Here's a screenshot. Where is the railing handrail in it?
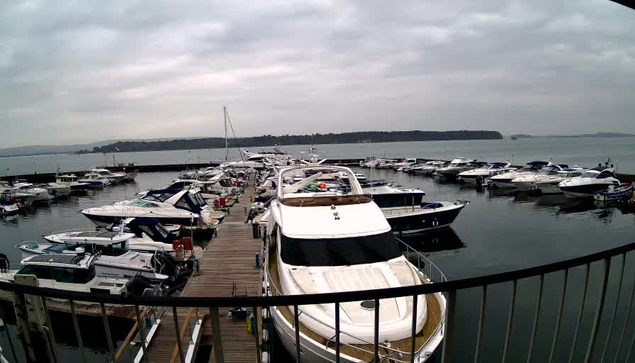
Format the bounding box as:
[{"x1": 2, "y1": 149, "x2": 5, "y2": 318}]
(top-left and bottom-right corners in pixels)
[{"x1": 2, "y1": 241, "x2": 634, "y2": 307}]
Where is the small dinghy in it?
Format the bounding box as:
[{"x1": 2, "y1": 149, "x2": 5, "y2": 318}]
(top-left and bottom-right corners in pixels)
[{"x1": 593, "y1": 183, "x2": 633, "y2": 203}]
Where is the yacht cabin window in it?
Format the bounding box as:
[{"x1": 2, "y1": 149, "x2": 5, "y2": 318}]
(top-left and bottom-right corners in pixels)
[
  {"x1": 17, "y1": 265, "x2": 96, "y2": 283},
  {"x1": 280, "y1": 231, "x2": 402, "y2": 267}
]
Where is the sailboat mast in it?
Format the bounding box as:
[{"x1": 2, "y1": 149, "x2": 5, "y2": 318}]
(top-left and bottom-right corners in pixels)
[{"x1": 224, "y1": 106, "x2": 229, "y2": 161}]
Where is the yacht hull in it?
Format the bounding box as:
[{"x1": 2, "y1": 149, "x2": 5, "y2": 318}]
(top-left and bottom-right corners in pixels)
[
  {"x1": 82, "y1": 212, "x2": 196, "y2": 227},
  {"x1": 560, "y1": 185, "x2": 611, "y2": 199},
  {"x1": 269, "y1": 295, "x2": 445, "y2": 363},
  {"x1": 384, "y1": 203, "x2": 466, "y2": 234}
]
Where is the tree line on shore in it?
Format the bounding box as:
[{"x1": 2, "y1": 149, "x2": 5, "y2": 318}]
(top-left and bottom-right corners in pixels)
[{"x1": 91, "y1": 130, "x2": 503, "y2": 153}]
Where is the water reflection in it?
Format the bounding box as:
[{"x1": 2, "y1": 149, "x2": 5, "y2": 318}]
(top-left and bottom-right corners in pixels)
[{"x1": 397, "y1": 227, "x2": 465, "y2": 253}]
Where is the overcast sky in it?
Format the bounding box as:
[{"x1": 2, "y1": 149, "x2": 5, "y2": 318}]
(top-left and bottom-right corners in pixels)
[{"x1": 0, "y1": 1, "x2": 632, "y2": 147}]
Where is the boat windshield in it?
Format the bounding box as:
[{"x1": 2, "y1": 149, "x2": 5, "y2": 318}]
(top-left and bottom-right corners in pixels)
[
  {"x1": 17, "y1": 265, "x2": 96, "y2": 283},
  {"x1": 280, "y1": 231, "x2": 402, "y2": 267},
  {"x1": 580, "y1": 171, "x2": 600, "y2": 178},
  {"x1": 130, "y1": 200, "x2": 161, "y2": 208}
]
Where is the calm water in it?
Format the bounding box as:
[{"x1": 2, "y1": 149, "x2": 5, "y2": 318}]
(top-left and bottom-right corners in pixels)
[
  {"x1": 1, "y1": 151, "x2": 635, "y2": 360},
  {"x1": 3, "y1": 136, "x2": 635, "y2": 175}
]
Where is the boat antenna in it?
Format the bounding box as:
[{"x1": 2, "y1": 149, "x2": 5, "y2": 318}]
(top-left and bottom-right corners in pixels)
[
  {"x1": 224, "y1": 106, "x2": 229, "y2": 162},
  {"x1": 224, "y1": 106, "x2": 245, "y2": 163}
]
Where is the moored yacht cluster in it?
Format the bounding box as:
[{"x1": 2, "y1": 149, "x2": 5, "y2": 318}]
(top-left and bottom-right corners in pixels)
[
  {"x1": 364, "y1": 157, "x2": 631, "y2": 200},
  {"x1": 0, "y1": 168, "x2": 138, "y2": 217}
]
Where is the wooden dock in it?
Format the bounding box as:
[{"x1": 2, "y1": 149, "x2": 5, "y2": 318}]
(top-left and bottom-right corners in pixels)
[{"x1": 144, "y1": 184, "x2": 263, "y2": 363}]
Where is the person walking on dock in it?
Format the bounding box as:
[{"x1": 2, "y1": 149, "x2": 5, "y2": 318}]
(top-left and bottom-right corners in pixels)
[{"x1": 0, "y1": 253, "x2": 9, "y2": 273}]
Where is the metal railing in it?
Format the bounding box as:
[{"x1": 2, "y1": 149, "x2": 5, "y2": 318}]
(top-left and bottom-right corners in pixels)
[{"x1": 1, "y1": 241, "x2": 635, "y2": 363}]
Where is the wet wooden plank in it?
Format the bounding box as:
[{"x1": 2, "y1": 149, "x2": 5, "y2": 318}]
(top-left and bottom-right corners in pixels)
[{"x1": 146, "y1": 180, "x2": 262, "y2": 363}]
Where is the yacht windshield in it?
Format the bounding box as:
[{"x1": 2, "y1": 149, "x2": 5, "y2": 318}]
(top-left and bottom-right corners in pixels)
[
  {"x1": 130, "y1": 200, "x2": 160, "y2": 208},
  {"x1": 280, "y1": 231, "x2": 402, "y2": 266},
  {"x1": 581, "y1": 171, "x2": 600, "y2": 178}
]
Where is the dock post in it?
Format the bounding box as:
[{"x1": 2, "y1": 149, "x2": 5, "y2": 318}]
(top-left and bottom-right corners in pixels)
[{"x1": 12, "y1": 275, "x2": 57, "y2": 363}]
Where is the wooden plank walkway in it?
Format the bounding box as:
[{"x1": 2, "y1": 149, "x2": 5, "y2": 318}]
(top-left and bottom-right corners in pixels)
[{"x1": 145, "y1": 183, "x2": 262, "y2": 363}]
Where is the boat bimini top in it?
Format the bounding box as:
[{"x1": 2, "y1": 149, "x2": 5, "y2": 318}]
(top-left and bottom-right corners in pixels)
[{"x1": 277, "y1": 166, "x2": 371, "y2": 206}]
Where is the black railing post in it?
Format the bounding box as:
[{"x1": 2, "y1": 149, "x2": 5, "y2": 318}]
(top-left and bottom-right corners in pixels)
[
  {"x1": 99, "y1": 303, "x2": 115, "y2": 362},
  {"x1": 526, "y1": 275, "x2": 544, "y2": 363},
  {"x1": 569, "y1": 263, "x2": 591, "y2": 363},
  {"x1": 441, "y1": 290, "x2": 457, "y2": 363},
  {"x1": 584, "y1": 257, "x2": 611, "y2": 362},
  {"x1": 410, "y1": 294, "x2": 418, "y2": 363},
  {"x1": 209, "y1": 306, "x2": 224, "y2": 363},
  {"x1": 614, "y1": 262, "x2": 635, "y2": 363},
  {"x1": 134, "y1": 305, "x2": 149, "y2": 363},
  {"x1": 254, "y1": 306, "x2": 261, "y2": 363},
  {"x1": 474, "y1": 285, "x2": 488, "y2": 363},
  {"x1": 69, "y1": 299, "x2": 86, "y2": 363},
  {"x1": 374, "y1": 298, "x2": 380, "y2": 362},
  {"x1": 502, "y1": 280, "x2": 518, "y2": 363},
  {"x1": 173, "y1": 306, "x2": 185, "y2": 363},
  {"x1": 335, "y1": 302, "x2": 340, "y2": 363},
  {"x1": 294, "y1": 304, "x2": 301, "y2": 362},
  {"x1": 600, "y1": 254, "x2": 625, "y2": 362},
  {"x1": 549, "y1": 268, "x2": 569, "y2": 363}
]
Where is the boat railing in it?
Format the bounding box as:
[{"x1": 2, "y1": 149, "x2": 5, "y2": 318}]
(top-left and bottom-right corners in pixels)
[
  {"x1": 265, "y1": 258, "x2": 428, "y2": 362},
  {"x1": 2, "y1": 241, "x2": 635, "y2": 363}
]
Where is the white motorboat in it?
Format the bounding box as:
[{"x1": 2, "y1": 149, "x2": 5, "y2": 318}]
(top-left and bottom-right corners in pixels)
[
  {"x1": 411, "y1": 161, "x2": 448, "y2": 176},
  {"x1": 12, "y1": 182, "x2": 51, "y2": 203},
  {"x1": 393, "y1": 158, "x2": 418, "y2": 171},
  {"x1": 91, "y1": 168, "x2": 127, "y2": 183},
  {"x1": 45, "y1": 183, "x2": 72, "y2": 199},
  {"x1": 0, "y1": 254, "x2": 134, "y2": 295},
  {"x1": 489, "y1": 161, "x2": 549, "y2": 188},
  {"x1": 78, "y1": 173, "x2": 112, "y2": 188},
  {"x1": 511, "y1": 164, "x2": 584, "y2": 194},
  {"x1": 558, "y1": 168, "x2": 621, "y2": 199},
  {"x1": 81, "y1": 189, "x2": 216, "y2": 227},
  {"x1": 55, "y1": 174, "x2": 91, "y2": 193},
  {"x1": 16, "y1": 240, "x2": 170, "y2": 281},
  {"x1": 433, "y1": 158, "x2": 479, "y2": 180},
  {"x1": 43, "y1": 218, "x2": 177, "y2": 253},
  {"x1": 359, "y1": 157, "x2": 381, "y2": 169},
  {"x1": 261, "y1": 165, "x2": 446, "y2": 363},
  {"x1": 457, "y1": 162, "x2": 514, "y2": 185}
]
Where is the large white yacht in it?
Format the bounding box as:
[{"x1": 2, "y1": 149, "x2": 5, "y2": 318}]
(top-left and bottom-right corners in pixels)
[
  {"x1": 261, "y1": 165, "x2": 446, "y2": 363},
  {"x1": 558, "y1": 168, "x2": 621, "y2": 199}
]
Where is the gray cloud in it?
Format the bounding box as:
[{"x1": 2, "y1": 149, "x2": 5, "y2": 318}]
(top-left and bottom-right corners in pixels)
[{"x1": 0, "y1": 0, "x2": 633, "y2": 147}]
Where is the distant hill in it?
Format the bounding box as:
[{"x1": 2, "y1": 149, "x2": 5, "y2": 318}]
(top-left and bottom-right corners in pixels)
[
  {"x1": 92, "y1": 130, "x2": 503, "y2": 154},
  {"x1": 0, "y1": 140, "x2": 119, "y2": 158}
]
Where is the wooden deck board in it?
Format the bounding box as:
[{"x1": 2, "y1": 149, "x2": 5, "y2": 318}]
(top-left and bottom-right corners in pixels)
[{"x1": 146, "y1": 182, "x2": 263, "y2": 362}]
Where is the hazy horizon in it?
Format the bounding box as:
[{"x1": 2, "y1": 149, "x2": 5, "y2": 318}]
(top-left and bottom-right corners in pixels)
[{"x1": 1, "y1": 1, "x2": 633, "y2": 148}]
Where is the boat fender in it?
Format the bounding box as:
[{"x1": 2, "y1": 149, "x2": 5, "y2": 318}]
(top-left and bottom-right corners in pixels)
[
  {"x1": 262, "y1": 329, "x2": 269, "y2": 343},
  {"x1": 261, "y1": 352, "x2": 270, "y2": 363},
  {"x1": 262, "y1": 309, "x2": 269, "y2": 320}
]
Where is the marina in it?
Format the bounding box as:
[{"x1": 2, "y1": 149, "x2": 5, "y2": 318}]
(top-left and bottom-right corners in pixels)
[{"x1": 1, "y1": 140, "x2": 635, "y2": 362}]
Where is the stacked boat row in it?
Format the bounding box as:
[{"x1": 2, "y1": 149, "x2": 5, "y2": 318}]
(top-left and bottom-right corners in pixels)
[
  {"x1": 365, "y1": 157, "x2": 631, "y2": 201},
  {"x1": 1, "y1": 166, "x2": 249, "y2": 298},
  {"x1": 0, "y1": 168, "x2": 138, "y2": 217}
]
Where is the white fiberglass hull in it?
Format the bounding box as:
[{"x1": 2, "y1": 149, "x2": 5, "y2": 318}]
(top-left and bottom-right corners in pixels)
[{"x1": 270, "y1": 294, "x2": 445, "y2": 363}]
